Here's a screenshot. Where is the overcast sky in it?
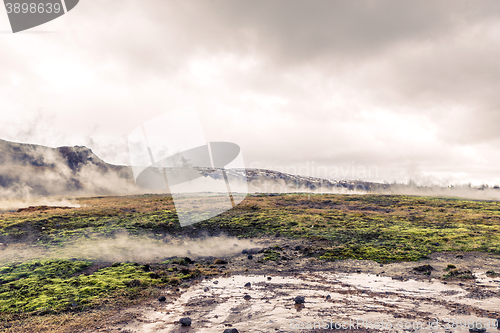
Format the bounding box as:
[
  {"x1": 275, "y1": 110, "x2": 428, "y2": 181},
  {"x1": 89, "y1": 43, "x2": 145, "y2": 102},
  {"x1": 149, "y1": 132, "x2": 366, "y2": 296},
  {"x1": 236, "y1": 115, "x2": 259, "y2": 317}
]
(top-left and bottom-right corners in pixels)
[{"x1": 1, "y1": 0, "x2": 500, "y2": 185}]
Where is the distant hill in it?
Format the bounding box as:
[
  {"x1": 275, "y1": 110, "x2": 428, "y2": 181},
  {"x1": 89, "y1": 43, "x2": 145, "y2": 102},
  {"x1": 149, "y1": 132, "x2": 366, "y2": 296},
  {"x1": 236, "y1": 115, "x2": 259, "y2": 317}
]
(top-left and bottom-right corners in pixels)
[
  {"x1": 0, "y1": 139, "x2": 384, "y2": 199},
  {"x1": 0, "y1": 139, "x2": 136, "y2": 198},
  {"x1": 4, "y1": 139, "x2": 493, "y2": 201}
]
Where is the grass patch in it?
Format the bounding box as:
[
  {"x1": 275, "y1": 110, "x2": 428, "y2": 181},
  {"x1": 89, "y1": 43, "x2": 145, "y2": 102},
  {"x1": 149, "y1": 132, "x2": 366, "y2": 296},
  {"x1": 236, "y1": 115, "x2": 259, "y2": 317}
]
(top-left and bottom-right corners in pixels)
[{"x1": 3, "y1": 193, "x2": 500, "y2": 264}]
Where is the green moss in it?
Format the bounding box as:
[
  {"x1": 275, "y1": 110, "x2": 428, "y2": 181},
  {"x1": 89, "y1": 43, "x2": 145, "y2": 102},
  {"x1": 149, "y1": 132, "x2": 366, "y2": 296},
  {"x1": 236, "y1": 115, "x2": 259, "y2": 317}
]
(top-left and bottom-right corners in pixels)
[
  {"x1": 486, "y1": 270, "x2": 500, "y2": 277},
  {"x1": 258, "y1": 250, "x2": 281, "y2": 263},
  {"x1": 442, "y1": 269, "x2": 475, "y2": 280},
  {"x1": 0, "y1": 260, "x2": 160, "y2": 314}
]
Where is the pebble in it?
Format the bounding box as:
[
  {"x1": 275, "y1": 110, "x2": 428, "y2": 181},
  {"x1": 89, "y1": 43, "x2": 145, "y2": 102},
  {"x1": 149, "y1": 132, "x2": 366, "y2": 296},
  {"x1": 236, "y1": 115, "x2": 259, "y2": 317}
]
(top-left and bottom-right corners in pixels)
[
  {"x1": 294, "y1": 296, "x2": 305, "y2": 304},
  {"x1": 244, "y1": 282, "x2": 251, "y2": 288},
  {"x1": 243, "y1": 294, "x2": 251, "y2": 300},
  {"x1": 223, "y1": 329, "x2": 239, "y2": 333},
  {"x1": 213, "y1": 280, "x2": 219, "y2": 284},
  {"x1": 158, "y1": 296, "x2": 166, "y2": 302},
  {"x1": 325, "y1": 295, "x2": 331, "y2": 300},
  {"x1": 247, "y1": 255, "x2": 253, "y2": 260},
  {"x1": 267, "y1": 276, "x2": 272, "y2": 281},
  {"x1": 179, "y1": 317, "x2": 192, "y2": 326}
]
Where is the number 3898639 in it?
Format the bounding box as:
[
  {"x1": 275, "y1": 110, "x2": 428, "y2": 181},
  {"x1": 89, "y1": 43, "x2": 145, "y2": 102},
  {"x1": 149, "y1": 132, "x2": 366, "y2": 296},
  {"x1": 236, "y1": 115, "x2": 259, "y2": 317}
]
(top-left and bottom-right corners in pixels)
[{"x1": 5, "y1": 2, "x2": 62, "y2": 14}]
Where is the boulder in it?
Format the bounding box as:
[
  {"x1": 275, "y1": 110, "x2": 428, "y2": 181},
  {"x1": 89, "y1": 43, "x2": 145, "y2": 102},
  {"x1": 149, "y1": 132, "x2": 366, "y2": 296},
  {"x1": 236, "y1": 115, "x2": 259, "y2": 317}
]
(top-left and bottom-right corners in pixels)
[{"x1": 179, "y1": 317, "x2": 192, "y2": 326}]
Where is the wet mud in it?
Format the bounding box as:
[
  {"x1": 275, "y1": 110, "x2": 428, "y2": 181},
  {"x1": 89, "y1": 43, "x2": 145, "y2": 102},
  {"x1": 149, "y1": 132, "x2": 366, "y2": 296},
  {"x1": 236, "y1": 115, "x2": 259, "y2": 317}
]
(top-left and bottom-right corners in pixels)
[{"x1": 92, "y1": 238, "x2": 500, "y2": 333}]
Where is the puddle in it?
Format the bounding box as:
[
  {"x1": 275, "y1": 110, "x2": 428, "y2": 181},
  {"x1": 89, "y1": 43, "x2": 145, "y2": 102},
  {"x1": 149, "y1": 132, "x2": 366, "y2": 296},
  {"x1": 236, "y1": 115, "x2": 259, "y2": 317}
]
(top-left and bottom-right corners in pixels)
[{"x1": 121, "y1": 272, "x2": 500, "y2": 333}]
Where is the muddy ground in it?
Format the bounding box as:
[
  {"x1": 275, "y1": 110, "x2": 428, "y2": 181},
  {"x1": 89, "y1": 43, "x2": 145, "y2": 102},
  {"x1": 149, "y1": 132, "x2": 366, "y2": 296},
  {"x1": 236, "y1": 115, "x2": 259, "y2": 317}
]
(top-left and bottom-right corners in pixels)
[{"x1": 82, "y1": 236, "x2": 500, "y2": 333}]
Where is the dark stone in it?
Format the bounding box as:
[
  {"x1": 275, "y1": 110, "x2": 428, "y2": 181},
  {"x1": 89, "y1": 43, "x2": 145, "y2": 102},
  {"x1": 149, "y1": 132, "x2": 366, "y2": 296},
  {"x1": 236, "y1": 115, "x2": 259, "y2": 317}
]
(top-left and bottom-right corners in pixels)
[
  {"x1": 242, "y1": 249, "x2": 249, "y2": 254},
  {"x1": 183, "y1": 257, "x2": 194, "y2": 264},
  {"x1": 243, "y1": 294, "x2": 251, "y2": 300},
  {"x1": 247, "y1": 255, "x2": 253, "y2": 260},
  {"x1": 267, "y1": 276, "x2": 272, "y2": 281},
  {"x1": 158, "y1": 296, "x2": 166, "y2": 302},
  {"x1": 223, "y1": 329, "x2": 239, "y2": 333},
  {"x1": 179, "y1": 317, "x2": 192, "y2": 326},
  {"x1": 294, "y1": 296, "x2": 305, "y2": 304},
  {"x1": 213, "y1": 280, "x2": 219, "y2": 284},
  {"x1": 325, "y1": 295, "x2": 331, "y2": 300},
  {"x1": 413, "y1": 265, "x2": 434, "y2": 273},
  {"x1": 294, "y1": 245, "x2": 301, "y2": 251},
  {"x1": 244, "y1": 282, "x2": 251, "y2": 288},
  {"x1": 204, "y1": 287, "x2": 209, "y2": 292},
  {"x1": 469, "y1": 322, "x2": 486, "y2": 333}
]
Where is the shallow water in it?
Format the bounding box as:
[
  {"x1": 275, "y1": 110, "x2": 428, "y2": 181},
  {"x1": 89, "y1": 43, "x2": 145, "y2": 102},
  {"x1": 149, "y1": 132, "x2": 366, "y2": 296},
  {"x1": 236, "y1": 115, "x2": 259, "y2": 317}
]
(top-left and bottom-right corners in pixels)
[{"x1": 122, "y1": 271, "x2": 500, "y2": 333}]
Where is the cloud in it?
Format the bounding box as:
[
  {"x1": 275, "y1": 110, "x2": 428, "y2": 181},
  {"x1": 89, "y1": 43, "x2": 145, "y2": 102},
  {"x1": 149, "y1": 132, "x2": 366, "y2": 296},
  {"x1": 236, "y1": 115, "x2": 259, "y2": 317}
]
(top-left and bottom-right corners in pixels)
[{"x1": 1, "y1": 0, "x2": 500, "y2": 185}]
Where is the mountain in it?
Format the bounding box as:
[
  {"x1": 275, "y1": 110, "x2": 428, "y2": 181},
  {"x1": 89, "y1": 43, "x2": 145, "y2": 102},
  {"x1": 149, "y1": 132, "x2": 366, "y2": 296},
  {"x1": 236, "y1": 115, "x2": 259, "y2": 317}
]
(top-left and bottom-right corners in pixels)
[
  {"x1": 4, "y1": 139, "x2": 490, "y2": 200},
  {"x1": 0, "y1": 139, "x2": 386, "y2": 199},
  {"x1": 0, "y1": 139, "x2": 135, "y2": 198}
]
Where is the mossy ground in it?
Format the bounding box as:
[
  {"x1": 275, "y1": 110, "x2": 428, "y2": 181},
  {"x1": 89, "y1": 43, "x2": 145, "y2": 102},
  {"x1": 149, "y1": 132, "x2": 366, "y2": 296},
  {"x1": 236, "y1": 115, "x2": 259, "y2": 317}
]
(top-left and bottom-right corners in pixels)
[{"x1": 1, "y1": 193, "x2": 500, "y2": 327}]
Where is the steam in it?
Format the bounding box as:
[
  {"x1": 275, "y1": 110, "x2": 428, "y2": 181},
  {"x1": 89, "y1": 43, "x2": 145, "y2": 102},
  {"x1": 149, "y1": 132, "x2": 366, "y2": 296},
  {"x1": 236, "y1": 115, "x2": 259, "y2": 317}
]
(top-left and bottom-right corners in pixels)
[
  {"x1": 0, "y1": 198, "x2": 81, "y2": 211},
  {"x1": 0, "y1": 233, "x2": 255, "y2": 264}
]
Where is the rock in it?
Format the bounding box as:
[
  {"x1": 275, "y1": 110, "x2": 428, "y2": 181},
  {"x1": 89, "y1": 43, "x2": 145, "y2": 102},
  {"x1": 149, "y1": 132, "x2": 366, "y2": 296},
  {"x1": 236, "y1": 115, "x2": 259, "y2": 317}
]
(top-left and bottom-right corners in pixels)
[
  {"x1": 469, "y1": 322, "x2": 486, "y2": 333},
  {"x1": 242, "y1": 249, "x2": 248, "y2": 254},
  {"x1": 247, "y1": 255, "x2": 253, "y2": 260},
  {"x1": 179, "y1": 317, "x2": 192, "y2": 326},
  {"x1": 294, "y1": 245, "x2": 301, "y2": 251},
  {"x1": 204, "y1": 287, "x2": 209, "y2": 292},
  {"x1": 223, "y1": 329, "x2": 239, "y2": 333},
  {"x1": 248, "y1": 248, "x2": 262, "y2": 254},
  {"x1": 244, "y1": 282, "x2": 251, "y2": 288},
  {"x1": 413, "y1": 265, "x2": 434, "y2": 273},
  {"x1": 243, "y1": 294, "x2": 251, "y2": 300},
  {"x1": 267, "y1": 276, "x2": 272, "y2": 281},
  {"x1": 214, "y1": 259, "x2": 227, "y2": 265},
  {"x1": 294, "y1": 296, "x2": 305, "y2": 304},
  {"x1": 456, "y1": 254, "x2": 464, "y2": 259},
  {"x1": 158, "y1": 296, "x2": 166, "y2": 302},
  {"x1": 213, "y1": 280, "x2": 219, "y2": 284},
  {"x1": 325, "y1": 295, "x2": 331, "y2": 300}
]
